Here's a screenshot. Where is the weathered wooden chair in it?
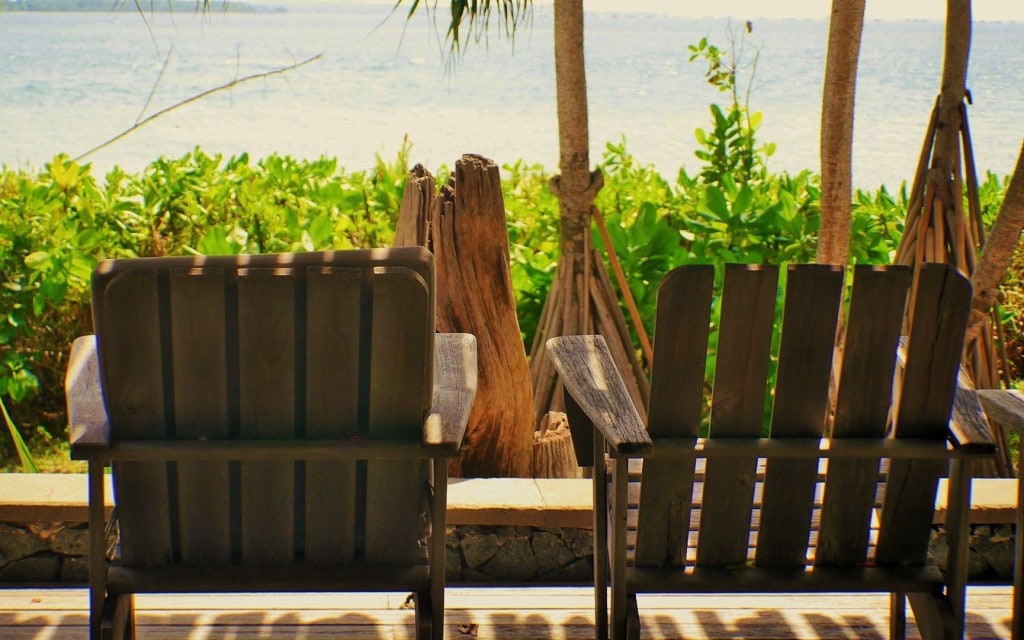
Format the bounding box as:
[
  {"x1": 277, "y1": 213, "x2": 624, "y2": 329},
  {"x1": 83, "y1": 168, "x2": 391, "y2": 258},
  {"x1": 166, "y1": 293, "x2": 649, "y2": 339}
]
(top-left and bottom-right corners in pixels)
[
  {"x1": 974, "y1": 388, "x2": 1024, "y2": 640},
  {"x1": 66, "y1": 247, "x2": 477, "y2": 640},
  {"x1": 548, "y1": 263, "x2": 997, "y2": 640}
]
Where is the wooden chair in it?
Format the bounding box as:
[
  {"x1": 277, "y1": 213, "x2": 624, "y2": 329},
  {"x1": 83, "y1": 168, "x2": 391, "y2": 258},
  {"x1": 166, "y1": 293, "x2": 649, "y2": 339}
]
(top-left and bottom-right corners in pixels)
[
  {"x1": 66, "y1": 247, "x2": 477, "y2": 640},
  {"x1": 975, "y1": 388, "x2": 1024, "y2": 640},
  {"x1": 548, "y1": 263, "x2": 997, "y2": 640}
]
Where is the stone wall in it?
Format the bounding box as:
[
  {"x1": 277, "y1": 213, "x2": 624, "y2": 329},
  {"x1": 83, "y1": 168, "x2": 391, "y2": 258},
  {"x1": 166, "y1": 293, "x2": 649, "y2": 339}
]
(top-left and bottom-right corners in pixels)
[
  {"x1": 446, "y1": 525, "x2": 593, "y2": 583},
  {"x1": 0, "y1": 523, "x2": 90, "y2": 583},
  {"x1": 930, "y1": 524, "x2": 1017, "y2": 582},
  {"x1": 1, "y1": 520, "x2": 1015, "y2": 585},
  {"x1": 0, "y1": 521, "x2": 594, "y2": 585}
]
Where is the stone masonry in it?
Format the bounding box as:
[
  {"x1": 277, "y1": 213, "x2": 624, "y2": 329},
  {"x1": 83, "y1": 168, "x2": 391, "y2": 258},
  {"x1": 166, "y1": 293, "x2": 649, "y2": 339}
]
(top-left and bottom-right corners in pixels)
[{"x1": 0, "y1": 519, "x2": 1015, "y2": 585}]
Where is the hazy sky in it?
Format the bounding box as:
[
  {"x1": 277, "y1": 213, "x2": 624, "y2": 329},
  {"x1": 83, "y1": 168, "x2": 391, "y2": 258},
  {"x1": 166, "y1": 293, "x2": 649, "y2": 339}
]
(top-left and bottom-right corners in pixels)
[
  {"x1": 581, "y1": 0, "x2": 1024, "y2": 22},
  {"x1": 345, "y1": 0, "x2": 1024, "y2": 23}
]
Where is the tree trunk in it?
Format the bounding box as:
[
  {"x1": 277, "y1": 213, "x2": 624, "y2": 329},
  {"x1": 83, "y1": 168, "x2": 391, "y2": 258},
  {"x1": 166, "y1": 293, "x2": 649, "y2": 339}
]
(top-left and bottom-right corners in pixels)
[
  {"x1": 968, "y1": 141, "x2": 1024, "y2": 336},
  {"x1": 395, "y1": 156, "x2": 535, "y2": 478},
  {"x1": 551, "y1": 0, "x2": 599, "y2": 331},
  {"x1": 817, "y1": 0, "x2": 865, "y2": 266},
  {"x1": 892, "y1": 0, "x2": 1014, "y2": 476},
  {"x1": 932, "y1": 0, "x2": 971, "y2": 179},
  {"x1": 531, "y1": 0, "x2": 597, "y2": 420}
]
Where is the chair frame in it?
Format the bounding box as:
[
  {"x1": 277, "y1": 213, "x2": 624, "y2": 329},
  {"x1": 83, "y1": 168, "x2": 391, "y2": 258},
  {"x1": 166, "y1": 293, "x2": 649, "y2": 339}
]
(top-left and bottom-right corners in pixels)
[
  {"x1": 975, "y1": 388, "x2": 1024, "y2": 640},
  {"x1": 67, "y1": 248, "x2": 477, "y2": 640},
  {"x1": 550, "y1": 263, "x2": 997, "y2": 640}
]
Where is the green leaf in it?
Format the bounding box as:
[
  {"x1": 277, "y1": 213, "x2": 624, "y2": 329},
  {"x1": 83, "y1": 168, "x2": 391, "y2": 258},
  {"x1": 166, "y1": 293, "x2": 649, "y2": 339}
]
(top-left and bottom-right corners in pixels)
[
  {"x1": 76, "y1": 229, "x2": 104, "y2": 250},
  {"x1": 1, "y1": 396, "x2": 38, "y2": 473},
  {"x1": 704, "y1": 186, "x2": 730, "y2": 219},
  {"x1": 197, "y1": 227, "x2": 237, "y2": 256},
  {"x1": 69, "y1": 254, "x2": 96, "y2": 286},
  {"x1": 732, "y1": 184, "x2": 753, "y2": 216},
  {"x1": 308, "y1": 214, "x2": 333, "y2": 247},
  {"x1": 24, "y1": 251, "x2": 51, "y2": 270}
]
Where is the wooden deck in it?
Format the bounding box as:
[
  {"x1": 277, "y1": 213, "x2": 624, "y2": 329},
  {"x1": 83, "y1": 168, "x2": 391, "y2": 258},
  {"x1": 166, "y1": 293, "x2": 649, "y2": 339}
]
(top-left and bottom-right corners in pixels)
[{"x1": 2, "y1": 585, "x2": 1013, "y2": 639}]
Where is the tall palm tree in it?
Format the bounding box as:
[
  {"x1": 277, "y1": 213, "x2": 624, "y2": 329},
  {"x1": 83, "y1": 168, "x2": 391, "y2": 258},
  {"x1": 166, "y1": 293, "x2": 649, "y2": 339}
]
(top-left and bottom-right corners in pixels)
[
  {"x1": 396, "y1": 0, "x2": 649, "y2": 431},
  {"x1": 817, "y1": 0, "x2": 865, "y2": 265}
]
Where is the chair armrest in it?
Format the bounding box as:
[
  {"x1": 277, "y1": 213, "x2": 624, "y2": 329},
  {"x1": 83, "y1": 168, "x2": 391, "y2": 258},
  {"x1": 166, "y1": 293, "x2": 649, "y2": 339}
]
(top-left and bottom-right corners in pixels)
[
  {"x1": 422, "y1": 333, "x2": 478, "y2": 455},
  {"x1": 977, "y1": 388, "x2": 1024, "y2": 438},
  {"x1": 948, "y1": 370, "x2": 998, "y2": 453},
  {"x1": 547, "y1": 335, "x2": 652, "y2": 456},
  {"x1": 65, "y1": 335, "x2": 111, "y2": 456}
]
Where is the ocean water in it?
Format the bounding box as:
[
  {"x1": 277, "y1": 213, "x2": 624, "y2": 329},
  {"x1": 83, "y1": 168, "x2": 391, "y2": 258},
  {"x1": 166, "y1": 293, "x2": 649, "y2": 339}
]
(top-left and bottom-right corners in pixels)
[{"x1": 1, "y1": 4, "x2": 1023, "y2": 189}]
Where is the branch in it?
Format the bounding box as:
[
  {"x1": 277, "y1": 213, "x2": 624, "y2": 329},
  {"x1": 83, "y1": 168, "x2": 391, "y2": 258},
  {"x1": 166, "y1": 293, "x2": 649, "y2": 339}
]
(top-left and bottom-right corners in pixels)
[
  {"x1": 74, "y1": 53, "x2": 323, "y2": 162},
  {"x1": 136, "y1": 45, "x2": 174, "y2": 126},
  {"x1": 966, "y1": 139, "x2": 1024, "y2": 340}
]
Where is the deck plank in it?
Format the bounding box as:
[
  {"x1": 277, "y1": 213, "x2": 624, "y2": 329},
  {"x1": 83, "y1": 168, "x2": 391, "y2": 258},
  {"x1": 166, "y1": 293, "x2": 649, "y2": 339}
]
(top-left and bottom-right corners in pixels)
[{"x1": 0, "y1": 586, "x2": 1013, "y2": 639}]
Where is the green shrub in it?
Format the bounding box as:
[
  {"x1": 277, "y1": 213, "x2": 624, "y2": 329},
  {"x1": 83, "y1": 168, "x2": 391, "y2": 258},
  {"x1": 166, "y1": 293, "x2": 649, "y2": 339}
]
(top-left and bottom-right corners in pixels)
[{"x1": 2, "y1": 32, "x2": 1017, "y2": 468}]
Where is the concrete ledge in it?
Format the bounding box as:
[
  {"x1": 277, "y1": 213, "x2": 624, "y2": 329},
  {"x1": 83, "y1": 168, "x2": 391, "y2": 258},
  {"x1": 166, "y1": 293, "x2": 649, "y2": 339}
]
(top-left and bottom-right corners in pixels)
[
  {"x1": 0, "y1": 474, "x2": 114, "y2": 522},
  {"x1": 0, "y1": 473, "x2": 1017, "y2": 527},
  {"x1": 447, "y1": 478, "x2": 591, "y2": 528},
  {"x1": 935, "y1": 477, "x2": 1020, "y2": 524}
]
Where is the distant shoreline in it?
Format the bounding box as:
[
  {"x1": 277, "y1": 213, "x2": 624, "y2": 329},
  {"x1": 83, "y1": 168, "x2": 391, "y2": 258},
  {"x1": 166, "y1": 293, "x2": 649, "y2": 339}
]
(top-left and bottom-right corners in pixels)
[{"x1": 0, "y1": 0, "x2": 284, "y2": 12}]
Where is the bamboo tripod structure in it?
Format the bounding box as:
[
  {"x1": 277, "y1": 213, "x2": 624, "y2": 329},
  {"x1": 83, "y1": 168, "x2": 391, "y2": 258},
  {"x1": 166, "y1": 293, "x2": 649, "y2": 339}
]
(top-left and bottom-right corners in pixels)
[
  {"x1": 528, "y1": 208, "x2": 651, "y2": 430},
  {"x1": 893, "y1": 97, "x2": 1014, "y2": 476}
]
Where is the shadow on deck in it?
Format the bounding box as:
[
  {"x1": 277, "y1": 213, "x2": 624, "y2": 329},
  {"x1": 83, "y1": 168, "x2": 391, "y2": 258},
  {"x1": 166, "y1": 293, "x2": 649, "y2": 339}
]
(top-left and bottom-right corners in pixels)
[{"x1": 1, "y1": 585, "x2": 1014, "y2": 639}]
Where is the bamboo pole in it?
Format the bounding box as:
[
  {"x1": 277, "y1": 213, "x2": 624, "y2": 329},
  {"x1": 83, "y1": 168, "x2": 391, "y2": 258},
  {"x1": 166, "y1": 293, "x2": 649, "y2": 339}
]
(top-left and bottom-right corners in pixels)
[{"x1": 592, "y1": 206, "x2": 654, "y2": 369}]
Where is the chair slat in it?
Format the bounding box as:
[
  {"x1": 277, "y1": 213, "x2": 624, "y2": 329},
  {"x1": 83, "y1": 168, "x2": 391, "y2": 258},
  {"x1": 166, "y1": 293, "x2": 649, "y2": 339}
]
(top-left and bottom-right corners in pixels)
[
  {"x1": 634, "y1": 265, "x2": 714, "y2": 568},
  {"x1": 817, "y1": 266, "x2": 910, "y2": 567},
  {"x1": 757, "y1": 264, "x2": 843, "y2": 568},
  {"x1": 647, "y1": 264, "x2": 714, "y2": 439},
  {"x1": 365, "y1": 267, "x2": 433, "y2": 565},
  {"x1": 100, "y1": 269, "x2": 173, "y2": 568},
  {"x1": 237, "y1": 268, "x2": 297, "y2": 565},
  {"x1": 169, "y1": 268, "x2": 232, "y2": 565},
  {"x1": 877, "y1": 264, "x2": 971, "y2": 566},
  {"x1": 698, "y1": 264, "x2": 778, "y2": 568},
  {"x1": 303, "y1": 266, "x2": 362, "y2": 564}
]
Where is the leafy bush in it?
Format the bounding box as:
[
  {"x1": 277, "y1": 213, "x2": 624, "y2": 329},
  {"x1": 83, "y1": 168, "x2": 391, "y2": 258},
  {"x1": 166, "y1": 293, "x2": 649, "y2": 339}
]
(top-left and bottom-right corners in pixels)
[
  {"x1": 1, "y1": 33, "x2": 1017, "y2": 469},
  {"x1": 0, "y1": 146, "x2": 411, "y2": 470}
]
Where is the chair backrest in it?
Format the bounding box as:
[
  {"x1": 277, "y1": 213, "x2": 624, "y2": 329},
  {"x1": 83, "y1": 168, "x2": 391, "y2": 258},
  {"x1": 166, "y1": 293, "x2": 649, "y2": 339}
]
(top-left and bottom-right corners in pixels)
[
  {"x1": 635, "y1": 262, "x2": 971, "y2": 571},
  {"x1": 91, "y1": 247, "x2": 435, "y2": 568}
]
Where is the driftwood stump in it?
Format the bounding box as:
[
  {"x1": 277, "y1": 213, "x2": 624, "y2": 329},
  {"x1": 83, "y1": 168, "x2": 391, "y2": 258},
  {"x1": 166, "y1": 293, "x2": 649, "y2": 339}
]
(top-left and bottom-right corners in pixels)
[
  {"x1": 395, "y1": 155, "x2": 534, "y2": 478},
  {"x1": 533, "y1": 412, "x2": 582, "y2": 479}
]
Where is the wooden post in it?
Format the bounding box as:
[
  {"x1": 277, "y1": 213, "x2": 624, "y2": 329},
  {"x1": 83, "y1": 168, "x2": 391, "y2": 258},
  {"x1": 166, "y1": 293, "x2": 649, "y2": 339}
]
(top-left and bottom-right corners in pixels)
[{"x1": 396, "y1": 155, "x2": 534, "y2": 478}]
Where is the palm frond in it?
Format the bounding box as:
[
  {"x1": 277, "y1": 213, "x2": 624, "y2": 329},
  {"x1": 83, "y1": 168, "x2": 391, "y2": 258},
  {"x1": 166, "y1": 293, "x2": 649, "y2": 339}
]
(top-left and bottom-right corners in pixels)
[{"x1": 396, "y1": 0, "x2": 532, "y2": 53}]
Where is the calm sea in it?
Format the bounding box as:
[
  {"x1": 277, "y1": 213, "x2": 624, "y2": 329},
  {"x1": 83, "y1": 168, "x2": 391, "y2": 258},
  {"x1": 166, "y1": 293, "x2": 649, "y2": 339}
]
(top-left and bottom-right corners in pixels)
[{"x1": 2, "y1": 3, "x2": 1023, "y2": 189}]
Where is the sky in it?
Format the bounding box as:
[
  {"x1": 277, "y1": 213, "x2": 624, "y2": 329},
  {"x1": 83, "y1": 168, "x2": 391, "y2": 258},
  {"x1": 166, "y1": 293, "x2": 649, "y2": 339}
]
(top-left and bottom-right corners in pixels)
[
  {"x1": 337, "y1": 0, "x2": 1024, "y2": 23},
  {"x1": 579, "y1": 0, "x2": 1024, "y2": 22}
]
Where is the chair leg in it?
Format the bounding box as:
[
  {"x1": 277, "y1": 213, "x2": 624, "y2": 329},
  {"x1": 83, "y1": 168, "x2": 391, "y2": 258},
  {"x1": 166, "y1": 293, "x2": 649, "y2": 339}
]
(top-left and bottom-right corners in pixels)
[
  {"x1": 890, "y1": 591, "x2": 906, "y2": 639},
  {"x1": 101, "y1": 594, "x2": 133, "y2": 640},
  {"x1": 907, "y1": 592, "x2": 957, "y2": 640},
  {"x1": 625, "y1": 595, "x2": 641, "y2": 640},
  {"x1": 121, "y1": 595, "x2": 136, "y2": 640},
  {"x1": 610, "y1": 458, "x2": 630, "y2": 640},
  {"x1": 432, "y1": 586, "x2": 444, "y2": 640},
  {"x1": 99, "y1": 596, "x2": 114, "y2": 640},
  {"x1": 593, "y1": 433, "x2": 610, "y2": 640},
  {"x1": 428, "y1": 459, "x2": 447, "y2": 640},
  {"x1": 413, "y1": 591, "x2": 434, "y2": 640},
  {"x1": 87, "y1": 461, "x2": 109, "y2": 640}
]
